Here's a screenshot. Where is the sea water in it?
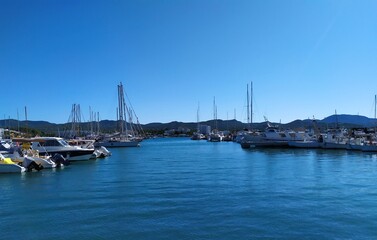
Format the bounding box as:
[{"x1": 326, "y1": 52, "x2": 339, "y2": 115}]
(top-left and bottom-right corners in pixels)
[{"x1": 1, "y1": 137, "x2": 377, "y2": 239}]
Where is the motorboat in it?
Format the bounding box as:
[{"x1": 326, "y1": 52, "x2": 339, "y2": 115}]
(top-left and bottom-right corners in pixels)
[
  {"x1": 191, "y1": 132, "x2": 206, "y2": 140},
  {"x1": 94, "y1": 137, "x2": 140, "y2": 148},
  {"x1": 5, "y1": 149, "x2": 57, "y2": 169},
  {"x1": 321, "y1": 129, "x2": 349, "y2": 150},
  {"x1": 208, "y1": 130, "x2": 224, "y2": 142},
  {"x1": 0, "y1": 153, "x2": 26, "y2": 173},
  {"x1": 241, "y1": 125, "x2": 310, "y2": 149},
  {"x1": 68, "y1": 139, "x2": 111, "y2": 158},
  {"x1": 26, "y1": 137, "x2": 94, "y2": 161}
]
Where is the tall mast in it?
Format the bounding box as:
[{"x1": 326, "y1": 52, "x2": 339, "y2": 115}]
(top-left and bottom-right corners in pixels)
[
  {"x1": 250, "y1": 81, "x2": 253, "y2": 130},
  {"x1": 374, "y1": 95, "x2": 377, "y2": 119},
  {"x1": 374, "y1": 95, "x2": 377, "y2": 134},
  {"x1": 89, "y1": 106, "x2": 93, "y2": 135},
  {"x1": 118, "y1": 82, "x2": 128, "y2": 139},
  {"x1": 213, "y1": 97, "x2": 216, "y2": 130},
  {"x1": 247, "y1": 84, "x2": 250, "y2": 128},
  {"x1": 117, "y1": 84, "x2": 123, "y2": 133},
  {"x1": 17, "y1": 109, "x2": 20, "y2": 133},
  {"x1": 24, "y1": 106, "x2": 28, "y2": 136},
  {"x1": 97, "y1": 112, "x2": 100, "y2": 135},
  {"x1": 197, "y1": 102, "x2": 200, "y2": 132}
]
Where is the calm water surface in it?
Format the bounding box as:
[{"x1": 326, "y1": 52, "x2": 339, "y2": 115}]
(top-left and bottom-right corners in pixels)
[{"x1": 1, "y1": 138, "x2": 377, "y2": 239}]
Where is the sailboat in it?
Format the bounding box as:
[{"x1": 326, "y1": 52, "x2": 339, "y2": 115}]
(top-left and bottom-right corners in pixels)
[
  {"x1": 191, "y1": 103, "x2": 205, "y2": 140},
  {"x1": 94, "y1": 82, "x2": 140, "y2": 148},
  {"x1": 359, "y1": 95, "x2": 377, "y2": 152},
  {"x1": 208, "y1": 97, "x2": 223, "y2": 142}
]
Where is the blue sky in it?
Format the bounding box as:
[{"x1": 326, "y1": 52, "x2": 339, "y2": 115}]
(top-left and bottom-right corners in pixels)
[{"x1": 1, "y1": 0, "x2": 377, "y2": 124}]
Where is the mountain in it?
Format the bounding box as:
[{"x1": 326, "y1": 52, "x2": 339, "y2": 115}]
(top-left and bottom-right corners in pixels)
[
  {"x1": 1, "y1": 114, "x2": 377, "y2": 136},
  {"x1": 321, "y1": 114, "x2": 377, "y2": 127}
]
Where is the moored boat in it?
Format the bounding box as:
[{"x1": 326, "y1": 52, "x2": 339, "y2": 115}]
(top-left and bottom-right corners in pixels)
[
  {"x1": 0, "y1": 154, "x2": 26, "y2": 173},
  {"x1": 27, "y1": 137, "x2": 94, "y2": 161}
]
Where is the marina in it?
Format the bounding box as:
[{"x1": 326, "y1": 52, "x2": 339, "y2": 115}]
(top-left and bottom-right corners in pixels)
[
  {"x1": 2, "y1": 0, "x2": 377, "y2": 239},
  {"x1": 1, "y1": 137, "x2": 377, "y2": 239}
]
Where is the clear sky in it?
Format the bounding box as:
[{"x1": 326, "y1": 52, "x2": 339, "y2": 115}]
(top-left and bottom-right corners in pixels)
[{"x1": 1, "y1": 0, "x2": 377, "y2": 124}]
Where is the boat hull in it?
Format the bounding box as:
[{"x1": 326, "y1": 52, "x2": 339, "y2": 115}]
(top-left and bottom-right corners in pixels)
[
  {"x1": 288, "y1": 141, "x2": 321, "y2": 148},
  {"x1": 321, "y1": 142, "x2": 348, "y2": 150},
  {"x1": 37, "y1": 149, "x2": 94, "y2": 161},
  {"x1": 0, "y1": 163, "x2": 26, "y2": 173},
  {"x1": 361, "y1": 145, "x2": 377, "y2": 152}
]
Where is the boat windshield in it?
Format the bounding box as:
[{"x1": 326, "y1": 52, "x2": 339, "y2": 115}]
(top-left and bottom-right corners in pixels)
[{"x1": 58, "y1": 139, "x2": 70, "y2": 146}]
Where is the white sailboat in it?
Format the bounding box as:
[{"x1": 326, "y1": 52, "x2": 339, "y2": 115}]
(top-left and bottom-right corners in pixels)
[{"x1": 94, "y1": 82, "x2": 141, "y2": 148}]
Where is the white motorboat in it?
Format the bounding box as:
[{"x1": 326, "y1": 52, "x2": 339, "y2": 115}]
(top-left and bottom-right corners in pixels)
[
  {"x1": 321, "y1": 129, "x2": 349, "y2": 150},
  {"x1": 0, "y1": 153, "x2": 26, "y2": 173},
  {"x1": 241, "y1": 124, "x2": 310, "y2": 149},
  {"x1": 28, "y1": 137, "x2": 95, "y2": 161},
  {"x1": 6, "y1": 150, "x2": 57, "y2": 169}
]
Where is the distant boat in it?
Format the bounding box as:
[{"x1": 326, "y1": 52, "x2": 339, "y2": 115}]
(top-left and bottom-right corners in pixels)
[
  {"x1": 321, "y1": 129, "x2": 349, "y2": 150},
  {"x1": 241, "y1": 122, "x2": 310, "y2": 149},
  {"x1": 208, "y1": 131, "x2": 223, "y2": 142},
  {"x1": 94, "y1": 136, "x2": 140, "y2": 148},
  {"x1": 191, "y1": 132, "x2": 205, "y2": 140},
  {"x1": 95, "y1": 82, "x2": 141, "y2": 148}
]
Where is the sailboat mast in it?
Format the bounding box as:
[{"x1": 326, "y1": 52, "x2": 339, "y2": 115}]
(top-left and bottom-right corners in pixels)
[
  {"x1": 24, "y1": 106, "x2": 28, "y2": 136},
  {"x1": 213, "y1": 97, "x2": 217, "y2": 130},
  {"x1": 374, "y1": 95, "x2": 377, "y2": 119},
  {"x1": 374, "y1": 95, "x2": 377, "y2": 134},
  {"x1": 197, "y1": 102, "x2": 200, "y2": 132},
  {"x1": 250, "y1": 81, "x2": 253, "y2": 130},
  {"x1": 17, "y1": 109, "x2": 20, "y2": 133},
  {"x1": 247, "y1": 84, "x2": 250, "y2": 128},
  {"x1": 117, "y1": 84, "x2": 123, "y2": 133}
]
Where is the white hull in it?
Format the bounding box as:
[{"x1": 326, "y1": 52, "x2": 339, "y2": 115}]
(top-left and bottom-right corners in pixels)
[{"x1": 0, "y1": 163, "x2": 26, "y2": 173}]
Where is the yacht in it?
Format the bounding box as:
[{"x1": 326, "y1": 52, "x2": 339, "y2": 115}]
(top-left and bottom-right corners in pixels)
[
  {"x1": 241, "y1": 125, "x2": 309, "y2": 149},
  {"x1": 30, "y1": 137, "x2": 95, "y2": 161},
  {"x1": 94, "y1": 135, "x2": 140, "y2": 148}
]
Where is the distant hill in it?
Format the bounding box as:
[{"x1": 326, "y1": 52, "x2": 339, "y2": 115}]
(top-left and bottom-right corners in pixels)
[
  {"x1": 1, "y1": 114, "x2": 377, "y2": 136},
  {"x1": 321, "y1": 114, "x2": 377, "y2": 127}
]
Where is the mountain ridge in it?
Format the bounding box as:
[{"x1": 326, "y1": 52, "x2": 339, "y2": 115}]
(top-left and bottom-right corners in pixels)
[{"x1": 1, "y1": 114, "x2": 376, "y2": 135}]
